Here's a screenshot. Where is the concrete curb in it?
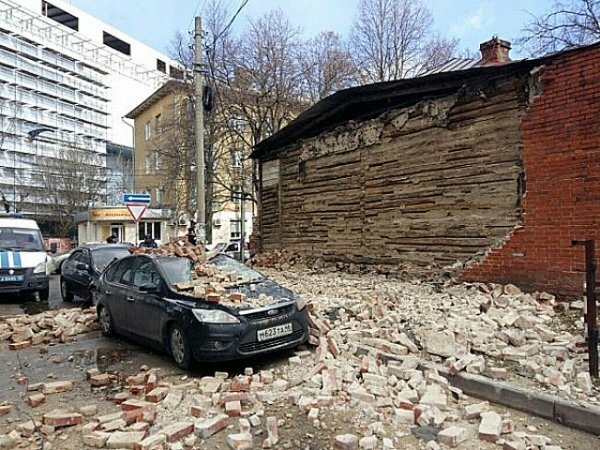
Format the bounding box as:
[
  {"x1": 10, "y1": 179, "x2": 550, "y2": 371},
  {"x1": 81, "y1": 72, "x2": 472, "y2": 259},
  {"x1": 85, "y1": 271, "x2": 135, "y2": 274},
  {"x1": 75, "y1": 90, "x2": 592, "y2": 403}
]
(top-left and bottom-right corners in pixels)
[
  {"x1": 439, "y1": 371, "x2": 600, "y2": 435},
  {"x1": 368, "y1": 350, "x2": 600, "y2": 435}
]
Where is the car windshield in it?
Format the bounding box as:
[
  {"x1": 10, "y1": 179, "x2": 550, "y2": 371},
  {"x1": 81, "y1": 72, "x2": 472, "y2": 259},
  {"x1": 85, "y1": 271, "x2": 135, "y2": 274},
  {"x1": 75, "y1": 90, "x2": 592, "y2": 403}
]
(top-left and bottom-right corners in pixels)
[
  {"x1": 158, "y1": 257, "x2": 194, "y2": 285},
  {"x1": 93, "y1": 248, "x2": 131, "y2": 271},
  {"x1": 157, "y1": 253, "x2": 264, "y2": 288},
  {"x1": 209, "y1": 253, "x2": 264, "y2": 282},
  {"x1": 0, "y1": 228, "x2": 45, "y2": 251}
]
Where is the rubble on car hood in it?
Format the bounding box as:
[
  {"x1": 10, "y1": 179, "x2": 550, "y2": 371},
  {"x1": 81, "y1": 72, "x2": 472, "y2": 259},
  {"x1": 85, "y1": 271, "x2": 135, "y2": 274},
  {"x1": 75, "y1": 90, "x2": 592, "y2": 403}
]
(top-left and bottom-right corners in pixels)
[{"x1": 129, "y1": 240, "x2": 295, "y2": 309}]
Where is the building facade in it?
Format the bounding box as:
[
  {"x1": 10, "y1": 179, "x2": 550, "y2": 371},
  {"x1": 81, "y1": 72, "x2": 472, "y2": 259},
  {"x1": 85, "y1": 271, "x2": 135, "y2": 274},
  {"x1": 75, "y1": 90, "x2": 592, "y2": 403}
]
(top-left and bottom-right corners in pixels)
[
  {"x1": 251, "y1": 42, "x2": 600, "y2": 296},
  {"x1": 126, "y1": 81, "x2": 253, "y2": 246},
  {"x1": 0, "y1": 0, "x2": 179, "y2": 232}
]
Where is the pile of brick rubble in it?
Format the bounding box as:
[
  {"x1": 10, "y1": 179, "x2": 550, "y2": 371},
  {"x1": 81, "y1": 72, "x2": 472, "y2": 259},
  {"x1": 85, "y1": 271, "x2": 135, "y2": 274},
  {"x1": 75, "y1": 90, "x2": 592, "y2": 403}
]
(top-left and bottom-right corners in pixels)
[
  {"x1": 130, "y1": 240, "x2": 277, "y2": 308},
  {"x1": 1, "y1": 308, "x2": 98, "y2": 351},
  {"x1": 0, "y1": 249, "x2": 597, "y2": 449}
]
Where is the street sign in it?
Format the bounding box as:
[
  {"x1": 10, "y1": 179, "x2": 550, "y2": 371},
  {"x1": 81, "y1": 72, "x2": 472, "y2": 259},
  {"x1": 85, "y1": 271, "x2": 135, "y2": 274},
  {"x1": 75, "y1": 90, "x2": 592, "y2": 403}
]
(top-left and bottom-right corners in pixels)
[
  {"x1": 126, "y1": 204, "x2": 148, "y2": 223},
  {"x1": 123, "y1": 193, "x2": 151, "y2": 204}
]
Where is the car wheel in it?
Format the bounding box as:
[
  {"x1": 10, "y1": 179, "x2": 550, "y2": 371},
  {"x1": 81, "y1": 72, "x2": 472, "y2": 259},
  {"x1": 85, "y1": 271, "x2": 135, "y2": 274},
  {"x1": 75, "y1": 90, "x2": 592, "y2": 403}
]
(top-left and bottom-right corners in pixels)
[
  {"x1": 98, "y1": 305, "x2": 114, "y2": 337},
  {"x1": 169, "y1": 324, "x2": 192, "y2": 370},
  {"x1": 38, "y1": 288, "x2": 49, "y2": 302},
  {"x1": 60, "y1": 278, "x2": 74, "y2": 302}
]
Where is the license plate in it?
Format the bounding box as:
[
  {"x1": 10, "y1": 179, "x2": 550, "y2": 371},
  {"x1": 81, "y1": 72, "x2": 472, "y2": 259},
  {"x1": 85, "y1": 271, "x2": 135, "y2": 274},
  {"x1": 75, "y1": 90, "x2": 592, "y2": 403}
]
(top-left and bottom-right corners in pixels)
[
  {"x1": 257, "y1": 323, "x2": 293, "y2": 342},
  {"x1": 0, "y1": 275, "x2": 24, "y2": 282}
]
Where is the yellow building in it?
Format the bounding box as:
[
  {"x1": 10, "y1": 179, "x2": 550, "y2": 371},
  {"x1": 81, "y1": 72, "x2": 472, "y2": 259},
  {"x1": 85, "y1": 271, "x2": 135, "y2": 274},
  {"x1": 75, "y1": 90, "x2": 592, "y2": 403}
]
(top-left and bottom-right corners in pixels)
[{"x1": 126, "y1": 80, "x2": 253, "y2": 245}]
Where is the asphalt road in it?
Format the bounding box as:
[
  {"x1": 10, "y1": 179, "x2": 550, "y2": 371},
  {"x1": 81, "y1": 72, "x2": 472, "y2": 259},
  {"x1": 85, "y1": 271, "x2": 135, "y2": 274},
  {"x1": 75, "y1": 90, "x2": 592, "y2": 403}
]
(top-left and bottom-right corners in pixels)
[{"x1": 0, "y1": 274, "x2": 86, "y2": 316}]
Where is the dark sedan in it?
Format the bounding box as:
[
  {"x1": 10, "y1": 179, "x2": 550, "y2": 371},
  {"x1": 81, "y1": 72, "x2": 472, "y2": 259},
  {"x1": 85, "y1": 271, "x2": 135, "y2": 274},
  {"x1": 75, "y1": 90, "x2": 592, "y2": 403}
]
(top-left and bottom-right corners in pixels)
[
  {"x1": 60, "y1": 244, "x2": 131, "y2": 303},
  {"x1": 93, "y1": 253, "x2": 309, "y2": 369}
]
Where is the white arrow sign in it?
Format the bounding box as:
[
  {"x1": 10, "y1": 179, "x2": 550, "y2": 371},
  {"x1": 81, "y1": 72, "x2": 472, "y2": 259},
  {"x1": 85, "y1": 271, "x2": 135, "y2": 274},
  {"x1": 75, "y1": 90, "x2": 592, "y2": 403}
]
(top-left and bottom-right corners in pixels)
[{"x1": 126, "y1": 204, "x2": 148, "y2": 223}]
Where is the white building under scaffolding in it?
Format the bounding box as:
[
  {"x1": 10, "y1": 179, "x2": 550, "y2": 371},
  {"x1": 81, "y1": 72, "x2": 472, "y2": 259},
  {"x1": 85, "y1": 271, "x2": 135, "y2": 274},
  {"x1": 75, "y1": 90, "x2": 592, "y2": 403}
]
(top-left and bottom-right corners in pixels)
[{"x1": 0, "y1": 0, "x2": 181, "y2": 230}]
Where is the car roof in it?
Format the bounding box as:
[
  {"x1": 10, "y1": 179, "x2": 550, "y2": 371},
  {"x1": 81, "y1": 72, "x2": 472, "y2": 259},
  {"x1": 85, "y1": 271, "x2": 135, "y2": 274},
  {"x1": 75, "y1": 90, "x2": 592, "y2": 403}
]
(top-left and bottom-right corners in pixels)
[{"x1": 77, "y1": 243, "x2": 132, "y2": 251}]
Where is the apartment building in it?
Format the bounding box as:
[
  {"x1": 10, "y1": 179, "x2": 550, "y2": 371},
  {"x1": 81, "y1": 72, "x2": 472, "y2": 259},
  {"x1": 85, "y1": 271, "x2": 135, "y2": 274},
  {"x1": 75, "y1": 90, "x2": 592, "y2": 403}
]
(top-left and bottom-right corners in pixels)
[
  {"x1": 0, "y1": 0, "x2": 179, "y2": 232},
  {"x1": 126, "y1": 80, "x2": 254, "y2": 245}
]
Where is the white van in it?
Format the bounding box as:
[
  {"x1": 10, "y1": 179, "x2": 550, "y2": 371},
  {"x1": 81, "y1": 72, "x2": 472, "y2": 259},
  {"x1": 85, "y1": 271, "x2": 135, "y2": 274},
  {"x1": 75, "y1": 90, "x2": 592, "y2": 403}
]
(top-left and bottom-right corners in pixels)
[{"x1": 0, "y1": 216, "x2": 49, "y2": 300}]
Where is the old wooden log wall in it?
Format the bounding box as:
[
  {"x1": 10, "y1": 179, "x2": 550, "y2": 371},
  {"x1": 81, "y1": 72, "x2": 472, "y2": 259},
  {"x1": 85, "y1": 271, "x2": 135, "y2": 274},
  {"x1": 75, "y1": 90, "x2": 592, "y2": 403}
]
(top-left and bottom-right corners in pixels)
[{"x1": 259, "y1": 75, "x2": 530, "y2": 267}]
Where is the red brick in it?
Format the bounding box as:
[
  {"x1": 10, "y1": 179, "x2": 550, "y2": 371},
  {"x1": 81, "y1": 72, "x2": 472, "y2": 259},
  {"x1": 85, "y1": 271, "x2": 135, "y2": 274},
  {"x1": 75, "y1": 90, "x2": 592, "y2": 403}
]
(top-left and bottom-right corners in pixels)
[
  {"x1": 43, "y1": 412, "x2": 83, "y2": 428},
  {"x1": 162, "y1": 421, "x2": 194, "y2": 442},
  {"x1": 8, "y1": 341, "x2": 31, "y2": 351},
  {"x1": 28, "y1": 393, "x2": 45, "y2": 408}
]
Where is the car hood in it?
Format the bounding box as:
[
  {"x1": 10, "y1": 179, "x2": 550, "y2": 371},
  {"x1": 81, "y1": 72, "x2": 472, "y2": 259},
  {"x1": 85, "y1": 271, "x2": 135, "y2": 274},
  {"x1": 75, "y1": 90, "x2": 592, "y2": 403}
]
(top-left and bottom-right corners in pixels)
[
  {"x1": 227, "y1": 278, "x2": 295, "y2": 302},
  {"x1": 168, "y1": 278, "x2": 296, "y2": 310}
]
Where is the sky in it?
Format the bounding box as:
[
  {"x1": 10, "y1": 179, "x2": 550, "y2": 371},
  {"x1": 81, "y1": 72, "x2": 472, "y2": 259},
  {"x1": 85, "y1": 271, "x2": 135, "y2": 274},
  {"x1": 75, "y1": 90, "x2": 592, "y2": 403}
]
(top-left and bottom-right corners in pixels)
[{"x1": 67, "y1": 0, "x2": 553, "y2": 59}]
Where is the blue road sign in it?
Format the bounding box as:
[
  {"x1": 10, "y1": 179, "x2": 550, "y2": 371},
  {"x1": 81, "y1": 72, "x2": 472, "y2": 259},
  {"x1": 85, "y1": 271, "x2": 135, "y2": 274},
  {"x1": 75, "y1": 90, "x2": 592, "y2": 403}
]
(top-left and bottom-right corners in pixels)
[{"x1": 123, "y1": 193, "x2": 151, "y2": 204}]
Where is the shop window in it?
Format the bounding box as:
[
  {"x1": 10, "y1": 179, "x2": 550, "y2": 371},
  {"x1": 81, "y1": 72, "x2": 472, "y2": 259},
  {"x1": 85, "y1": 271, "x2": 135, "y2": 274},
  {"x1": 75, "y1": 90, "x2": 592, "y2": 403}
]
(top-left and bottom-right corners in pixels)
[{"x1": 138, "y1": 222, "x2": 162, "y2": 241}]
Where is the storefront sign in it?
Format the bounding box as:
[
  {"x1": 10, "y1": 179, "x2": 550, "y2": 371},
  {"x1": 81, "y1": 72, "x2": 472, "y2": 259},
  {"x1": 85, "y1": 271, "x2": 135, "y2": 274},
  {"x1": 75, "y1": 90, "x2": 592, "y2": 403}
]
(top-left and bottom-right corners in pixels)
[{"x1": 89, "y1": 208, "x2": 133, "y2": 221}]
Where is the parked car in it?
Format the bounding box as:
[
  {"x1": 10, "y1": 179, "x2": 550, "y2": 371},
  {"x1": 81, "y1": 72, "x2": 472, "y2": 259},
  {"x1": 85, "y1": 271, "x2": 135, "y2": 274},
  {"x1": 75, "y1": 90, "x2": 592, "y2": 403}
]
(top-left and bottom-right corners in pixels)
[
  {"x1": 60, "y1": 243, "x2": 131, "y2": 302},
  {"x1": 212, "y1": 240, "x2": 250, "y2": 261},
  {"x1": 93, "y1": 253, "x2": 309, "y2": 369}
]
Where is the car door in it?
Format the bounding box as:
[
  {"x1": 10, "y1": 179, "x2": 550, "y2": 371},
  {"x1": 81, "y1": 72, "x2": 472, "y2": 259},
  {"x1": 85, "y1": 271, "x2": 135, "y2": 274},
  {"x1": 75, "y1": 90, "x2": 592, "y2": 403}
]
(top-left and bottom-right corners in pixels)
[
  {"x1": 63, "y1": 250, "x2": 87, "y2": 296},
  {"x1": 75, "y1": 249, "x2": 93, "y2": 298},
  {"x1": 129, "y1": 256, "x2": 165, "y2": 343},
  {"x1": 101, "y1": 256, "x2": 136, "y2": 333}
]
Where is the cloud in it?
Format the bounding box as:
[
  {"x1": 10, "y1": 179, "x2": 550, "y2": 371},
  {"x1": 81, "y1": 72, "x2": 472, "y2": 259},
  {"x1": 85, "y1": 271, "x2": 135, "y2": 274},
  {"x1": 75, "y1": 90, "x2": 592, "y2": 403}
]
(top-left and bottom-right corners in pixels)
[{"x1": 451, "y1": 6, "x2": 486, "y2": 36}]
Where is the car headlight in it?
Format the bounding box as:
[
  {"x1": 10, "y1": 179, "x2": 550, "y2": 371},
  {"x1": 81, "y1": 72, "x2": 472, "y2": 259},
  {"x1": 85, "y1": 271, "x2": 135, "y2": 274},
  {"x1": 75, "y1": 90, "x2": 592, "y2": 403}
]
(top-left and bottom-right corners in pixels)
[
  {"x1": 192, "y1": 309, "x2": 240, "y2": 324},
  {"x1": 33, "y1": 261, "x2": 46, "y2": 274},
  {"x1": 296, "y1": 295, "x2": 307, "y2": 310}
]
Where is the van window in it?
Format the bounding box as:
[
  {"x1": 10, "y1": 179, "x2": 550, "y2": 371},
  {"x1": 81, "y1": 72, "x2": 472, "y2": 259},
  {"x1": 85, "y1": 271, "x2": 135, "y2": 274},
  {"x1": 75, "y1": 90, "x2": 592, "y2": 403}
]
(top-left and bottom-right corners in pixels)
[{"x1": 0, "y1": 228, "x2": 45, "y2": 251}]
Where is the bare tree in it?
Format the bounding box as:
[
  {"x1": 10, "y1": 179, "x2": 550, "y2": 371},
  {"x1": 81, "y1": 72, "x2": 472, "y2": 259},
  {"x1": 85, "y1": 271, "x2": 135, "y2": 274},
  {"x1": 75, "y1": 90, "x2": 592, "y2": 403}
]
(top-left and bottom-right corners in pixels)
[
  {"x1": 519, "y1": 0, "x2": 600, "y2": 56},
  {"x1": 418, "y1": 35, "x2": 460, "y2": 74},
  {"x1": 350, "y1": 0, "x2": 459, "y2": 81},
  {"x1": 300, "y1": 31, "x2": 358, "y2": 103},
  {"x1": 37, "y1": 144, "x2": 106, "y2": 236}
]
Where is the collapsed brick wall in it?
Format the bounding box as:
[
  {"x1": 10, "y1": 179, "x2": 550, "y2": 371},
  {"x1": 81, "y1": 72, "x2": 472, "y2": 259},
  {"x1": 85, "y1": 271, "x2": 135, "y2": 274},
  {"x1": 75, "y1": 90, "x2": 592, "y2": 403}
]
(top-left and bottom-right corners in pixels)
[
  {"x1": 462, "y1": 46, "x2": 600, "y2": 295},
  {"x1": 259, "y1": 75, "x2": 530, "y2": 266}
]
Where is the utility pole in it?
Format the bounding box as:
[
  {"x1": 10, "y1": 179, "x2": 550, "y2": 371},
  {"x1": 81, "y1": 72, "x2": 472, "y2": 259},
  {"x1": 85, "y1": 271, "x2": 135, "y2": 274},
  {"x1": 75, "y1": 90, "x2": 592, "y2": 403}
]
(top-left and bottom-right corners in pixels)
[
  {"x1": 194, "y1": 16, "x2": 206, "y2": 242},
  {"x1": 239, "y1": 188, "x2": 245, "y2": 262}
]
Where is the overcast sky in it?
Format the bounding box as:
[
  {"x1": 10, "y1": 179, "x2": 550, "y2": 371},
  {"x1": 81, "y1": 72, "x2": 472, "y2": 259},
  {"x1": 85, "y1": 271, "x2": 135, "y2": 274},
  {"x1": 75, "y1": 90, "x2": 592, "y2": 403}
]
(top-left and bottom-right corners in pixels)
[{"x1": 68, "y1": 0, "x2": 551, "y2": 59}]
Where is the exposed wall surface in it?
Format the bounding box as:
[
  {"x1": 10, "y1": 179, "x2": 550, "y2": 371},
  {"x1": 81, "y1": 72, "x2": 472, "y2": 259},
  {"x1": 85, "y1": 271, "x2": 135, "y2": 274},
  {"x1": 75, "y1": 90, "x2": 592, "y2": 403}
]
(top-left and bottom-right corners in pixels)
[
  {"x1": 462, "y1": 47, "x2": 600, "y2": 295},
  {"x1": 259, "y1": 75, "x2": 529, "y2": 266}
]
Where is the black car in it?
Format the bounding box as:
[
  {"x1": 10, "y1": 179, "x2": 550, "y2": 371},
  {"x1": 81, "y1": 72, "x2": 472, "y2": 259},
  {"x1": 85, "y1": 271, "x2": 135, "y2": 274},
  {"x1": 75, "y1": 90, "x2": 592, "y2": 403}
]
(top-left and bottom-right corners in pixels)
[
  {"x1": 60, "y1": 244, "x2": 131, "y2": 303},
  {"x1": 93, "y1": 253, "x2": 309, "y2": 369}
]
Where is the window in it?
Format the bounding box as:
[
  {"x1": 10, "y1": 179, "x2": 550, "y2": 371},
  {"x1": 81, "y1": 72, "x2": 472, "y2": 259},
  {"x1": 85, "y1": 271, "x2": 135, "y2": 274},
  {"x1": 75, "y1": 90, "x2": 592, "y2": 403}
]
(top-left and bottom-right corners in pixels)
[
  {"x1": 169, "y1": 66, "x2": 184, "y2": 79},
  {"x1": 230, "y1": 184, "x2": 241, "y2": 203},
  {"x1": 156, "y1": 59, "x2": 166, "y2": 73},
  {"x1": 144, "y1": 122, "x2": 151, "y2": 140},
  {"x1": 155, "y1": 187, "x2": 162, "y2": 205},
  {"x1": 133, "y1": 259, "x2": 161, "y2": 287},
  {"x1": 230, "y1": 220, "x2": 241, "y2": 239},
  {"x1": 145, "y1": 154, "x2": 152, "y2": 174},
  {"x1": 230, "y1": 149, "x2": 242, "y2": 168},
  {"x1": 155, "y1": 152, "x2": 161, "y2": 171},
  {"x1": 155, "y1": 114, "x2": 162, "y2": 133},
  {"x1": 138, "y1": 222, "x2": 162, "y2": 241},
  {"x1": 42, "y1": 2, "x2": 79, "y2": 31},
  {"x1": 228, "y1": 116, "x2": 246, "y2": 132},
  {"x1": 108, "y1": 258, "x2": 135, "y2": 286},
  {"x1": 103, "y1": 31, "x2": 131, "y2": 56}
]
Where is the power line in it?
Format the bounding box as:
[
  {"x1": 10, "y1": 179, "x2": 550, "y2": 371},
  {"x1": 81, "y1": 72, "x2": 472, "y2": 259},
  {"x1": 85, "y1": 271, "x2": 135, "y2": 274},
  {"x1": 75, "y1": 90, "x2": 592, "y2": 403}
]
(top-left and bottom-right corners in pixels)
[{"x1": 187, "y1": 0, "x2": 204, "y2": 33}]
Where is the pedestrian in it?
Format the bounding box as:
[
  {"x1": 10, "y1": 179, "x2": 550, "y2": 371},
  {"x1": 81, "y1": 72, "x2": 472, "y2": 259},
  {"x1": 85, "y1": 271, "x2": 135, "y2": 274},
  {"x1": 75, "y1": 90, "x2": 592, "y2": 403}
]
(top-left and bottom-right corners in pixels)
[
  {"x1": 106, "y1": 234, "x2": 118, "y2": 244},
  {"x1": 140, "y1": 233, "x2": 158, "y2": 248},
  {"x1": 186, "y1": 227, "x2": 197, "y2": 246}
]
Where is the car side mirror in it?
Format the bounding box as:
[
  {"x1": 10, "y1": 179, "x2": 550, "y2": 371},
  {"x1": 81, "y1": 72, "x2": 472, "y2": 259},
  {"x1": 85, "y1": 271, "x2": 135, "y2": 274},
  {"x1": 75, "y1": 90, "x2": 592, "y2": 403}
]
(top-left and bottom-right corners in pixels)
[
  {"x1": 139, "y1": 282, "x2": 160, "y2": 293},
  {"x1": 76, "y1": 262, "x2": 90, "y2": 271}
]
